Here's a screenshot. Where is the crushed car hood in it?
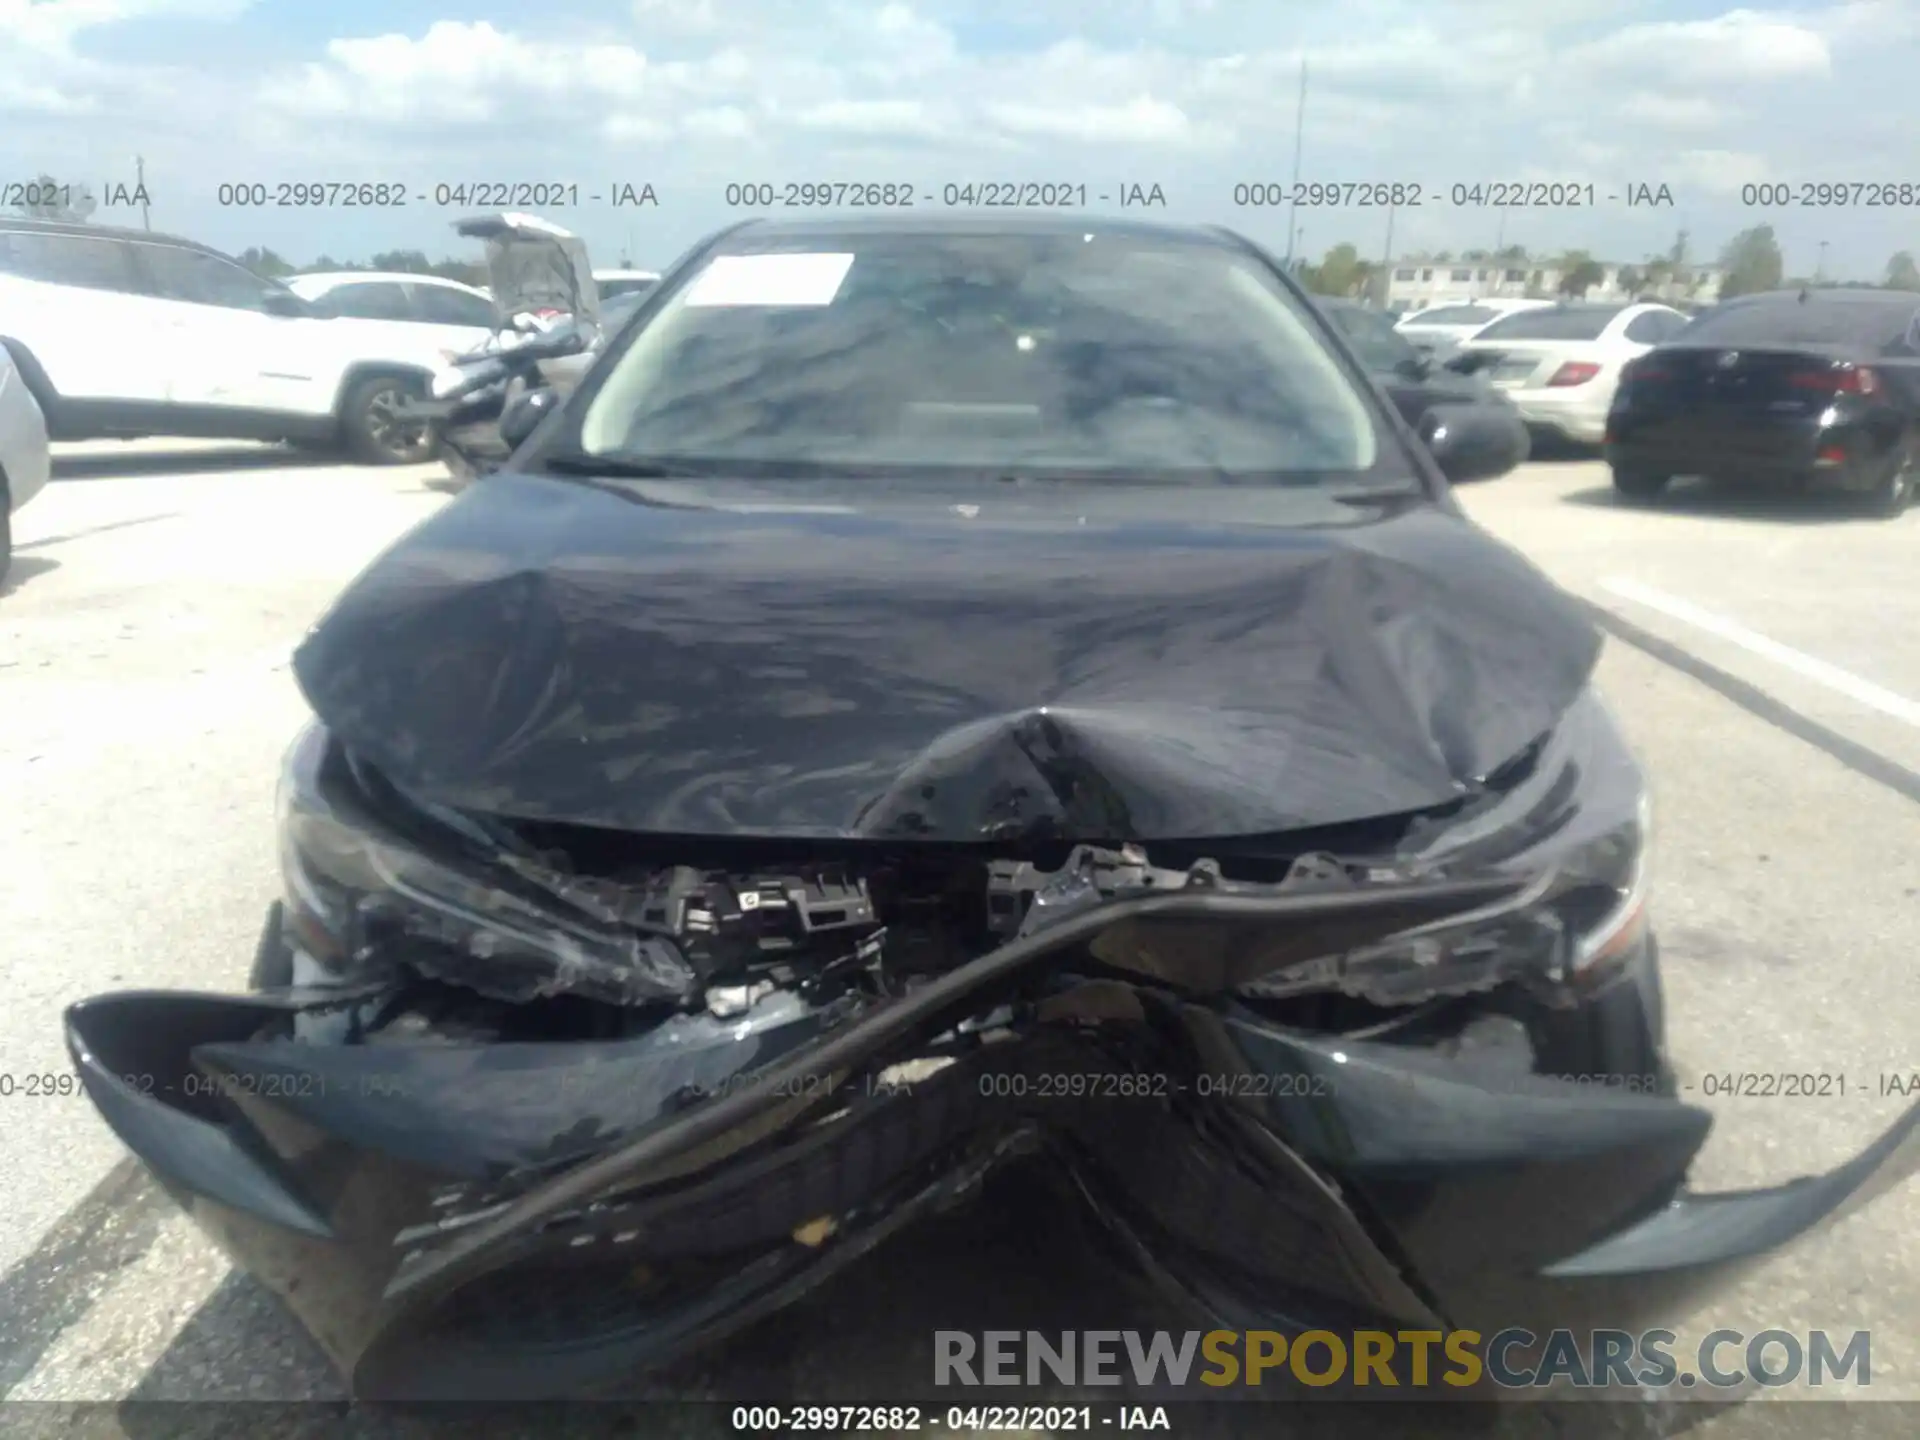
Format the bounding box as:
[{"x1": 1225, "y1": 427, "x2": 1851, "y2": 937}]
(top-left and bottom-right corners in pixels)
[{"x1": 292, "y1": 474, "x2": 1601, "y2": 841}]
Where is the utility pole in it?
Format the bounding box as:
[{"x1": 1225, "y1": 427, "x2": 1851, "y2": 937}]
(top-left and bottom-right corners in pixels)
[
  {"x1": 135, "y1": 155, "x2": 150, "y2": 230},
  {"x1": 1285, "y1": 55, "x2": 1307, "y2": 265},
  {"x1": 1379, "y1": 202, "x2": 1396, "y2": 307}
]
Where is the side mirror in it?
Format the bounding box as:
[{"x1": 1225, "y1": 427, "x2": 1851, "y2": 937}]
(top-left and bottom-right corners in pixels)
[
  {"x1": 262, "y1": 291, "x2": 312, "y2": 318},
  {"x1": 499, "y1": 387, "x2": 558, "y2": 449},
  {"x1": 1422, "y1": 406, "x2": 1528, "y2": 484}
]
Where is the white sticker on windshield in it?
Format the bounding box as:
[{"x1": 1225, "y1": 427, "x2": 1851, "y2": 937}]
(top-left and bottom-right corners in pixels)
[{"x1": 684, "y1": 252, "x2": 855, "y2": 308}]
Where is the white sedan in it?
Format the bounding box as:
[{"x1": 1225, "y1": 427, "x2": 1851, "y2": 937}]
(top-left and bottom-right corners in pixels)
[
  {"x1": 1394, "y1": 298, "x2": 1554, "y2": 355},
  {"x1": 285, "y1": 271, "x2": 499, "y2": 358},
  {"x1": 0, "y1": 343, "x2": 51, "y2": 586},
  {"x1": 1449, "y1": 301, "x2": 1691, "y2": 445}
]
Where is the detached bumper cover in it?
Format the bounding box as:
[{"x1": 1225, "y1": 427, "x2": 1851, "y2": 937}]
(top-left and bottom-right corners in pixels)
[{"x1": 67, "y1": 952, "x2": 1920, "y2": 1400}]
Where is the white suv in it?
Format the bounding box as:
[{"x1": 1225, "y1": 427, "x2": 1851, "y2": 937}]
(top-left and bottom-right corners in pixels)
[{"x1": 0, "y1": 218, "x2": 467, "y2": 464}]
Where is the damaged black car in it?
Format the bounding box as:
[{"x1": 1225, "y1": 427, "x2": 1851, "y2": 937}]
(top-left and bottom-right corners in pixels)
[{"x1": 67, "y1": 215, "x2": 1920, "y2": 1401}]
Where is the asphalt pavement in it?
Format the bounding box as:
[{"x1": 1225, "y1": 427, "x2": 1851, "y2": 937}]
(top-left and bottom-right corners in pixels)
[{"x1": 1, "y1": 446, "x2": 1916, "y2": 1438}]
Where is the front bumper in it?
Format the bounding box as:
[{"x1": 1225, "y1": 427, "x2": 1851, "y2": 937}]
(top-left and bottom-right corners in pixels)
[
  {"x1": 0, "y1": 360, "x2": 52, "y2": 514},
  {"x1": 1502, "y1": 386, "x2": 1611, "y2": 445},
  {"x1": 66, "y1": 927, "x2": 1920, "y2": 1401}
]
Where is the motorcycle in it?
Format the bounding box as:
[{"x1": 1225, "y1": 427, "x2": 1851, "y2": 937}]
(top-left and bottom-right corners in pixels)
[{"x1": 405, "y1": 212, "x2": 604, "y2": 485}]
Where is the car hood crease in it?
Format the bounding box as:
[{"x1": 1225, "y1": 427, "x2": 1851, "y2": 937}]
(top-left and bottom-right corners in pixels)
[{"x1": 291, "y1": 474, "x2": 1602, "y2": 841}]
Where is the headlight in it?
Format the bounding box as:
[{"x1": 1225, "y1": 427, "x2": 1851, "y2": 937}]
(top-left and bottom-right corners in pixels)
[
  {"x1": 1239, "y1": 692, "x2": 1653, "y2": 1008},
  {"x1": 274, "y1": 724, "x2": 694, "y2": 1006}
]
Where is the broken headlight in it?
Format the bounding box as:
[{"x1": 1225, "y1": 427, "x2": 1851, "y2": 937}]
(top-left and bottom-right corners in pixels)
[
  {"x1": 272, "y1": 723, "x2": 696, "y2": 1006},
  {"x1": 1241, "y1": 689, "x2": 1653, "y2": 1008},
  {"x1": 1239, "y1": 803, "x2": 1649, "y2": 1007}
]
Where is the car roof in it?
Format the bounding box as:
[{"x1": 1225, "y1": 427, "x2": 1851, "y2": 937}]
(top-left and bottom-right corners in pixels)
[
  {"x1": 721, "y1": 212, "x2": 1246, "y2": 249},
  {"x1": 291, "y1": 270, "x2": 485, "y2": 292},
  {"x1": 1718, "y1": 287, "x2": 1918, "y2": 310},
  {"x1": 593, "y1": 268, "x2": 660, "y2": 279},
  {"x1": 0, "y1": 214, "x2": 230, "y2": 261}
]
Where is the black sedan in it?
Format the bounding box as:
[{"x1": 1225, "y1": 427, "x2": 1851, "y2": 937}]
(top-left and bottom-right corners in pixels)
[
  {"x1": 1606, "y1": 287, "x2": 1920, "y2": 516},
  {"x1": 64, "y1": 215, "x2": 1920, "y2": 1400},
  {"x1": 1316, "y1": 296, "x2": 1530, "y2": 483}
]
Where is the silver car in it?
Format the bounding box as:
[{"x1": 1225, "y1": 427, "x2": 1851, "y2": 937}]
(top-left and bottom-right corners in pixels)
[{"x1": 0, "y1": 345, "x2": 52, "y2": 585}]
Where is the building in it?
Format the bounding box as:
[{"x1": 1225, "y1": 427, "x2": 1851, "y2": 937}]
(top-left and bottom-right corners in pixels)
[{"x1": 1383, "y1": 259, "x2": 1724, "y2": 314}]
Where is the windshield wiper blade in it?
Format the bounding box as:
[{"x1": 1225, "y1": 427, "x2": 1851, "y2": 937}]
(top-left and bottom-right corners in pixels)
[{"x1": 538, "y1": 450, "x2": 704, "y2": 478}]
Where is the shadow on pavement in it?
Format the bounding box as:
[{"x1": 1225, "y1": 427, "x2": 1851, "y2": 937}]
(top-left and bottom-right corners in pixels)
[
  {"x1": 1561, "y1": 478, "x2": 1887, "y2": 526},
  {"x1": 1523, "y1": 434, "x2": 1605, "y2": 463},
  {"x1": 95, "y1": 1166, "x2": 1780, "y2": 1439},
  {"x1": 1, "y1": 555, "x2": 61, "y2": 595},
  {"x1": 51, "y1": 447, "x2": 341, "y2": 481}
]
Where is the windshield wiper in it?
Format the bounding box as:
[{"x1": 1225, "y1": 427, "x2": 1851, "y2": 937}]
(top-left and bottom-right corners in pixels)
[{"x1": 538, "y1": 450, "x2": 706, "y2": 478}]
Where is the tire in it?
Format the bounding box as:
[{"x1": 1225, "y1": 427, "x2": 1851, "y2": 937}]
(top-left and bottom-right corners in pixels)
[
  {"x1": 1610, "y1": 466, "x2": 1670, "y2": 503},
  {"x1": 340, "y1": 374, "x2": 439, "y2": 466},
  {"x1": 1861, "y1": 442, "x2": 1914, "y2": 520}
]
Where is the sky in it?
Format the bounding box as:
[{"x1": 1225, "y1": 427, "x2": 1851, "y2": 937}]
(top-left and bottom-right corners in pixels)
[{"x1": 4, "y1": 0, "x2": 1918, "y2": 280}]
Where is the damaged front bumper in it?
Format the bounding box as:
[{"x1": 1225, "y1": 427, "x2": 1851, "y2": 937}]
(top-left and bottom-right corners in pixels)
[{"x1": 66, "y1": 906, "x2": 1920, "y2": 1401}]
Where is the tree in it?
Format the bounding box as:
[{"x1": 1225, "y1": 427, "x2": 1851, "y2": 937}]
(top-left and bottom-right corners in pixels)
[
  {"x1": 237, "y1": 246, "x2": 294, "y2": 279},
  {"x1": 1300, "y1": 242, "x2": 1371, "y2": 298},
  {"x1": 1887, "y1": 251, "x2": 1920, "y2": 291},
  {"x1": 9, "y1": 173, "x2": 96, "y2": 222},
  {"x1": 1495, "y1": 244, "x2": 1528, "y2": 261},
  {"x1": 1617, "y1": 264, "x2": 1644, "y2": 296},
  {"x1": 1717, "y1": 225, "x2": 1783, "y2": 299},
  {"x1": 368, "y1": 249, "x2": 434, "y2": 274},
  {"x1": 1556, "y1": 251, "x2": 1604, "y2": 298}
]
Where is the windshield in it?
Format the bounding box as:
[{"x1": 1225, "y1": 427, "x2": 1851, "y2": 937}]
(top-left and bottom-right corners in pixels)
[
  {"x1": 1323, "y1": 304, "x2": 1419, "y2": 372},
  {"x1": 573, "y1": 231, "x2": 1393, "y2": 483},
  {"x1": 1475, "y1": 306, "x2": 1623, "y2": 341},
  {"x1": 1401, "y1": 305, "x2": 1497, "y2": 328},
  {"x1": 1677, "y1": 296, "x2": 1919, "y2": 349}
]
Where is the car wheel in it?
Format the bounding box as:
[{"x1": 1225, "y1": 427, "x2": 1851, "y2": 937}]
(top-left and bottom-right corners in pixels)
[
  {"x1": 1862, "y1": 443, "x2": 1914, "y2": 520},
  {"x1": 1610, "y1": 466, "x2": 1670, "y2": 503},
  {"x1": 340, "y1": 375, "x2": 439, "y2": 466}
]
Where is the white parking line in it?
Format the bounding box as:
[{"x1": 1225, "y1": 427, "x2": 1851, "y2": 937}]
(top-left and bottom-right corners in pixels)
[{"x1": 1600, "y1": 576, "x2": 1920, "y2": 729}]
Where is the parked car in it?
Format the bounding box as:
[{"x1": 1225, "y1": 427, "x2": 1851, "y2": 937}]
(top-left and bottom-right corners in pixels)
[
  {"x1": 1451, "y1": 301, "x2": 1690, "y2": 446},
  {"x1": 0, "y1": 343, "x2": 51, "y2": 585},
  {"x1": 1606, "y1": 287, "x2": 1920, "y2": 516},
  {"x1": 285, "y1": 271, "x2": 498, "y2": 357},
  {"x1": 1316, "y1": 297, "x2": 1529, "y2": 482},
  {"x1": 64, "y1": 213, "x2": 1920, "y2": 1402},
  {"x1": 1394, "y1": 298, "x2": 1554, "y2": 355},
  {"x1": 594, "y1": 268, "x2": 661, "y2": 300},
  {"x1": 0, "y1": 218, "x2": 454, "y2": 463}
]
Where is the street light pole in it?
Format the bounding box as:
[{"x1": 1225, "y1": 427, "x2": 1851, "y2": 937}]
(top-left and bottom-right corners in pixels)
[
  {"x1": 135, "y1": 155, "x2": 150, "y2": 230},
  {"x1": 1285, "y1": 55, "x2": 1307, "y2": 266},
  {"x1": 1378, "y1": 202, "x2": 1396, "y2": 307}
]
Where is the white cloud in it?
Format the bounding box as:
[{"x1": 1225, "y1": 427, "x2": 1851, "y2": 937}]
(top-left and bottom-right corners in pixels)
[
  {"x1": 6, "y1": 2, "x2": 1918, "y2": 280},
  {"x1": 1571, "y1": 11, "x2": 1831, "y2": 84},
  {"x1": 1665, "y1": 148, "x2": 1774, "y2": 195},
  {"x1": 1616, "y1": 93, "x2": 1731, "y2": 129},
  {"x1": 982, "y1": 96, "x2": 1199, "y2": 145}
]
